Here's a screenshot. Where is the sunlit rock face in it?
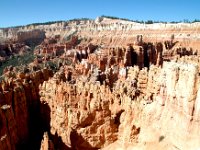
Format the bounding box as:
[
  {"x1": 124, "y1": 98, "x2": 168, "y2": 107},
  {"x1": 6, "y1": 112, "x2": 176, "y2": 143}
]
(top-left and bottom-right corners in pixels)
[{"x1": 0, "y1": 17, "x2": 200, "y2": 150}]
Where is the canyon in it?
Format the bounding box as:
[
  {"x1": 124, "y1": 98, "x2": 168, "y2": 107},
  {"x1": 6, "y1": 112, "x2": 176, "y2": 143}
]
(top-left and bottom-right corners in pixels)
[{"x1": 0, "y1": 17, "x2": 200, "y2": 150}]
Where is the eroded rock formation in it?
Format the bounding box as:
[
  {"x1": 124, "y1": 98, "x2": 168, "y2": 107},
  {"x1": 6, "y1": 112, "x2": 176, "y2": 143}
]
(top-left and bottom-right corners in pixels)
[
  {"x1": 0, "y1": 43, "x2": 31, "y2": 63},
  {"x1": 0, "y1": 68, "x2": 53, "y2": 150},
  {"x1": 0, "y1": 17, "x2": 200, "y2": 150}
]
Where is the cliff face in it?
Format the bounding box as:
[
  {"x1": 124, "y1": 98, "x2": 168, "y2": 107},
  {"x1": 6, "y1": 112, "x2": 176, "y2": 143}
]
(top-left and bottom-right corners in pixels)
[
  {"x1": 140, "y1": 62, "x2": 200, "y2": 149},
  {"x1": 0, "y1": 68, "x2": 53, "y2": 150},
  {"x1": 0, "y1": 17, "x2": 200, "y2": 150},
  {"x1": 17, "y1": 30, "x2": 46, "y2": 45},
  {"x1": 1, "y1": 17, "x2": 200, "y2": 47}
]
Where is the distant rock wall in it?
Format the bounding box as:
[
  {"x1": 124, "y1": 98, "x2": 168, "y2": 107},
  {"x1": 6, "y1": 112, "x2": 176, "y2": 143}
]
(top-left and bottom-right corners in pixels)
[
  {"x1": 1, "y1": 18, "x2": 200, "y2": 48},
  {"x1": 17, "y1": 30, "x2": 46, "y2": 45}
]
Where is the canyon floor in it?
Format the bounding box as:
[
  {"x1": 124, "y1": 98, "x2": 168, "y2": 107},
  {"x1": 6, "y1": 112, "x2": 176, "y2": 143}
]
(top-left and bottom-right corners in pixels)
[{"x1": 0, "y1": 17, "x2": 200, "y2": 150}]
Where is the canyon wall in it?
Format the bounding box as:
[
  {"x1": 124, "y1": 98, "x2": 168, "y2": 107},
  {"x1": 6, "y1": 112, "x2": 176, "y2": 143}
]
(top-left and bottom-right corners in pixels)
[
  {"x1": 0, "y1": 68, "x2": 53, "y2": 150},
  {"x1": 1, "y1": 17, "x2": 200, "y2": 48},
  {"x1": 17, "y1": 30, "x2": 46, "y2": 45}
]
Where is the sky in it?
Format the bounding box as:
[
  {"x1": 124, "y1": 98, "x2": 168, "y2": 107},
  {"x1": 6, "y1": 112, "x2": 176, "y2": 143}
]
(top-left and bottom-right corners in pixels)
[{"x1": 0, "y1": 0, "x2": 200, "y2": 28}]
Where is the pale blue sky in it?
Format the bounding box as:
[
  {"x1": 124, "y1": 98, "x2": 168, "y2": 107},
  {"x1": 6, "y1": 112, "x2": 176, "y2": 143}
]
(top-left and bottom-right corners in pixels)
[{"x1": 0, "y1": 0, "x2": 199, "y2": 27}]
